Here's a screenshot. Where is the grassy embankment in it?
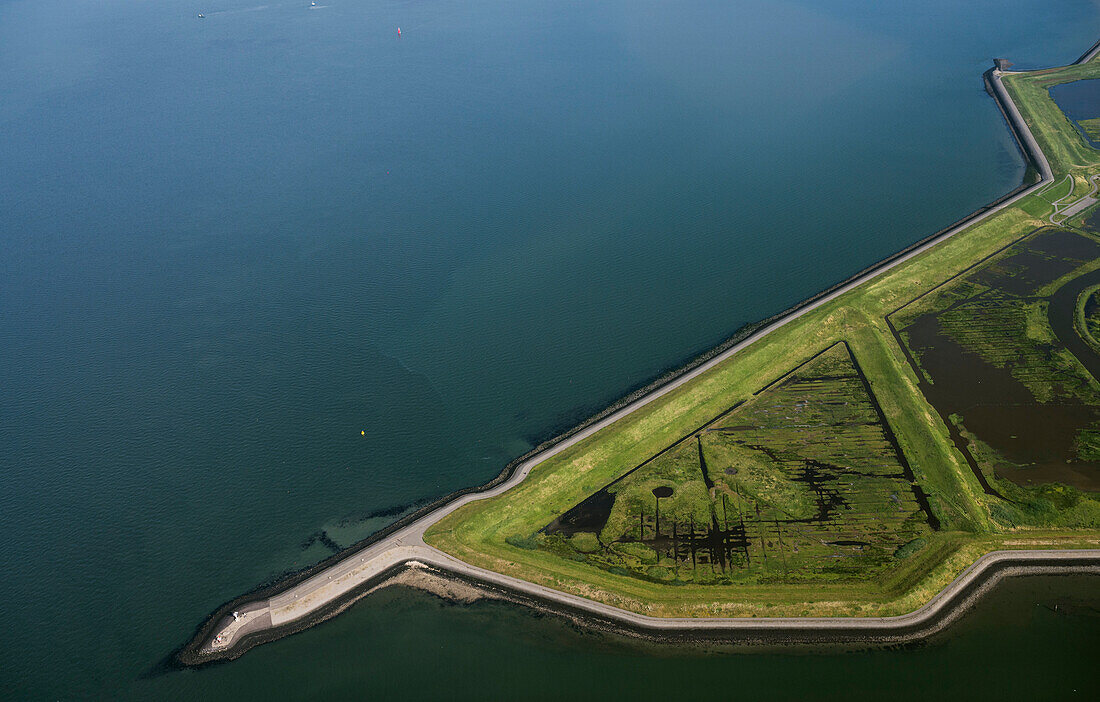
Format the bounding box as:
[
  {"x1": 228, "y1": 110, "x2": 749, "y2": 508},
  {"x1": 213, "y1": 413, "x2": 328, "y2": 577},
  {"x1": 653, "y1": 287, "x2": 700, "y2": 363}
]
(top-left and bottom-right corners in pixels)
[
  {"x1": 1005, "y1": 60, "x2": 1100, "y2": 209},
  {"x1": 1079, "y1": 117, "x2": 1100, "y2": 141},
  {"x1": 424, "y1": 58, "x2": 1100, "y2": 618}
]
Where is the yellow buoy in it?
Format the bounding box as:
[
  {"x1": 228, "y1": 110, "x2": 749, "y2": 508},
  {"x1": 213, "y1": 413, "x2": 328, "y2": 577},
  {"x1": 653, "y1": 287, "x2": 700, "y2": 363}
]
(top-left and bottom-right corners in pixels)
[{"x1": 361, "y1": 430, "x2": 365, "y2": 436}]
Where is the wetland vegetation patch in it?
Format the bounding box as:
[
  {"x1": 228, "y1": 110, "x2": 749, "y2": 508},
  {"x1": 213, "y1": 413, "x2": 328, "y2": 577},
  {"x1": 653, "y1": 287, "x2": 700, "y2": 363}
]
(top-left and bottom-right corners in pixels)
[
  {"x1": 889, "y1": 228, "x2": 1100, "y2": 524},
  {"x1": 538, "y1": 343, "x2": 935, "y2": 586}
]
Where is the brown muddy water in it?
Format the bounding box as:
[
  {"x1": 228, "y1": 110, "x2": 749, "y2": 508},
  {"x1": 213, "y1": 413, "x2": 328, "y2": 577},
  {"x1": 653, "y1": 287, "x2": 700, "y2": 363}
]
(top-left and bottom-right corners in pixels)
[
  {"x1": 972, "y1": 228, "x2": 1100, "y2": 296},
  {"x1": 898, "y1": 229, "x2": 1100, "y2": 491}
]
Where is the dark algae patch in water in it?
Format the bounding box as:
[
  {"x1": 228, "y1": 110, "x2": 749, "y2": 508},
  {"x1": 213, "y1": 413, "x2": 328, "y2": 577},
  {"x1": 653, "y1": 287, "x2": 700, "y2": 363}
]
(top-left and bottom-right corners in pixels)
[
  {"x1": 890, "y1": 228, "x2": 1100, "y2": 525},
  {"x1": 540, "y1": 343, "x2": 936, "y2": 585}
]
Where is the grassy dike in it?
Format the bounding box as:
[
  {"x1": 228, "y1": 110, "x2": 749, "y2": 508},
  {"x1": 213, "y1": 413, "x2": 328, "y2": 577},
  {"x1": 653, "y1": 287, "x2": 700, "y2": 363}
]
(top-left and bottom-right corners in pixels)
[
  {"x1": 424, "y1": 58, "x2": 1100, "y2": 618},
  {"x1": 1005, "y1": 60, "x2": 1100, "y2": 177}
]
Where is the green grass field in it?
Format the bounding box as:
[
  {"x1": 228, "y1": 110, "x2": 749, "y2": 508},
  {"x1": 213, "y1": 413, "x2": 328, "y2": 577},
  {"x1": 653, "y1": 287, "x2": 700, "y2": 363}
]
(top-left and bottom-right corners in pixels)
[{"x1": 424, "y1": 57, "x2": 1100, "y2": 618}]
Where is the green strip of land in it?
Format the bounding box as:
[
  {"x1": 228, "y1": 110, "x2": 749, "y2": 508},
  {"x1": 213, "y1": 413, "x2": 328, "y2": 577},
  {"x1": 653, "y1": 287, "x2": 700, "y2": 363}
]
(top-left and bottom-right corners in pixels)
[
  {"x1": 425, "y1": 57, "x2": 1100, "y2": 619},
  {"x1": 1079, "y1": 117, "x2": 1100, "y2": 141},
  {"x1": 1079, "y1": 281, "x2": 1100, "y2": 336}
]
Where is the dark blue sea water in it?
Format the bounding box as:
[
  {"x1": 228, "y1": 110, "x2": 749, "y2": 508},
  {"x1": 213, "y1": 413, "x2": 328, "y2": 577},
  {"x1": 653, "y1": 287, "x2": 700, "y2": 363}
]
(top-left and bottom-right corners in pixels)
[{"x1": 1, "y1": 1, "x2": 1098, "y2": 698}]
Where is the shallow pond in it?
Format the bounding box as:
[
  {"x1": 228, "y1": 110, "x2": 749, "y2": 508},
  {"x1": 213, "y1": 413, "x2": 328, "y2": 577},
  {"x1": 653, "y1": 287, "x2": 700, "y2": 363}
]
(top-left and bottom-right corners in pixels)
[
  {"x1": 899, "y1": 230, "x2": 1100, "y2": 491},
  {"x1": 1050, "y1": 79, "x2": 1100, "y2": 147}
]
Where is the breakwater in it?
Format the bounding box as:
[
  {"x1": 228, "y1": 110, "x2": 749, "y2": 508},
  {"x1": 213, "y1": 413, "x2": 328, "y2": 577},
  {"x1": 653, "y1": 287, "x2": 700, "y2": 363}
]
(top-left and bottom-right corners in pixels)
[{"x1": 178, "y1": 54, "x2": 1095, "y2": 666}]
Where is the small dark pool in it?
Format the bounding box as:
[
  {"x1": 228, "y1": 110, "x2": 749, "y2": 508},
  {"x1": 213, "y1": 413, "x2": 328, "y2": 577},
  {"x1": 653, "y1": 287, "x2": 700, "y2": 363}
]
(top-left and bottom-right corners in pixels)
[{"x1": 1050, "y1": 79, "x2": 1100, "y2": 148}]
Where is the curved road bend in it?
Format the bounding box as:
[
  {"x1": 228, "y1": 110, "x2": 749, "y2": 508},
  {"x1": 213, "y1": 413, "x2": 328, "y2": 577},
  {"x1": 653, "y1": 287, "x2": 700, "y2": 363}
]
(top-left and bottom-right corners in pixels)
[
  {"x1": 204, "y1": 66, "x2": 1085, "y2": 655},
  {"x1": 1050, "y1": 174, "x2": 1100, "y2": 223}
]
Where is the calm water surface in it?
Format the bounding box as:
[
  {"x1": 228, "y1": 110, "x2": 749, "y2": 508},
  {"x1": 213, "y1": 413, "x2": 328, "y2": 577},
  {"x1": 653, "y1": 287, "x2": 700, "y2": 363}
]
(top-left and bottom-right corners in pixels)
[
  {"x1": 1051, "y1": 78, "x2": 1100, "y2": 146},
  {"x1": 146, "y1": 574, "x2": 1100, "y2": 701},
  {"x1": 1, "y1": 0, "x2": 1098, "y2": 698}
]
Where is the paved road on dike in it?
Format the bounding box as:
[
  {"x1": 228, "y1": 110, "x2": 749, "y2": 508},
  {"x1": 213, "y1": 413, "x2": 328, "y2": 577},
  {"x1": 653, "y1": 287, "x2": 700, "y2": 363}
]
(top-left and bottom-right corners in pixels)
[{"x1": 204, "y1": 65, "x2": 1098, "y2": 656}]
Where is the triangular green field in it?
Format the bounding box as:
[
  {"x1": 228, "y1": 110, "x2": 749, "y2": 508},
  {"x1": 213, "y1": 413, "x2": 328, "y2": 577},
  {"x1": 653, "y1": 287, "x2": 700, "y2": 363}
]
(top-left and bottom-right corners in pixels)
[{"x1": 542, "y1": 342, "x2": 934, "y2": 584}]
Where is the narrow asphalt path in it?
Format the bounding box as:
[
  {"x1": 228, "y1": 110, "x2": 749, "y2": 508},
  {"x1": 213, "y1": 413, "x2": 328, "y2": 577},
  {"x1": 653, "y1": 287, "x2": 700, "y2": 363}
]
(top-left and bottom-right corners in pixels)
[
  {"x1": 200, "y1": 63, "x2": 1095, "y2": 658},
  {"x1": 1051, "y1": 174, "x2": 1100, "y2": 223}
]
